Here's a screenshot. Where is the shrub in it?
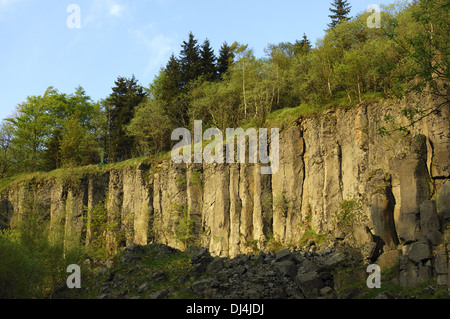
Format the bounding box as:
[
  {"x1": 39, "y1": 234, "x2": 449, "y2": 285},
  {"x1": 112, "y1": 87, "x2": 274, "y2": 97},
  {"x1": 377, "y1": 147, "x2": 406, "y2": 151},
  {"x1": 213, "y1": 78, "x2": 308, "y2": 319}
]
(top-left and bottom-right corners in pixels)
[
  {"x1": 0, "y1": 210, "x2": 83, "y2": 298},
  {"x1": 335, "y1": 197, "x2": 365, "y2": 241}
]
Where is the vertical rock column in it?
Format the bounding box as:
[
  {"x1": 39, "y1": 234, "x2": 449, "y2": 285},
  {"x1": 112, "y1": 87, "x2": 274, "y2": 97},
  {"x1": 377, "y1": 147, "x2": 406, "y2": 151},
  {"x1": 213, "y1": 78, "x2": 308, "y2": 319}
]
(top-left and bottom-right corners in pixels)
[
  {"x1": 106, "y1": 170, "x2": 123, "y2": 255},
  {"x1": 202, "y1": 163, "x2": 230, "y2": 256},
  {"x1": 152, "y1": 162, "x2": 188, "y2": 250},
  {"x1": 186, "y1": 163, "x2": 204, "y2": 245},
  {"x1": 49, "y1": 182, "x2": 66, "y2": 239},
  {"x1": 272, "y1": 126, "x2": 304, "y2": 245},
  {"x1": 121, "y1": 164, "x2": 152, "y2": 246},
  {"x1": 64, "y1": 180, "x2": 88, "y2": 251},
  {"x1": 229, "y1": 163, "x2": 242, "y2": 258},
  {"x1": 392, "y1": 135, "x2": 431, "y2": 244}
]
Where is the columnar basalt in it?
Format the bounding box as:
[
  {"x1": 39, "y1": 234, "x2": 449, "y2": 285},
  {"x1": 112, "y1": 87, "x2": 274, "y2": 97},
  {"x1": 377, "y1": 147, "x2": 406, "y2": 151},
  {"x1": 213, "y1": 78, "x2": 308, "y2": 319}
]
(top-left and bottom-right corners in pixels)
[{"x1": 1, "y1": 96, "x2": 449, "y2": 289}]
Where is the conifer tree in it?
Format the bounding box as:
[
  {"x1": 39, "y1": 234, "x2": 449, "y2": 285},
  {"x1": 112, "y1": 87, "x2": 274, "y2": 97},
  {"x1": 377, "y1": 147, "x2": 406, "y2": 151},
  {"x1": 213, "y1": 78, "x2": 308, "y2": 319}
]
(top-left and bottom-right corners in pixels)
[
  {"x1": 179, "y1": 32, "x2": 202, "y2": 87},
  {"x1": 217, "y1": 42, "x2": 234, "y2": 78},
  {"x1": 328, "y1": 0, "x2": 352, "y2": 28},
  {"x1": 294, "y1": 34, "x2": 312, "y2": 55},
  {"x1": 200, "y1": 39, "x2": 218, "y2": 81},
  {"x1": 160, "y1": 54, "x2": 190, "y2": 127},
  {"x1": 105, "y1": 75, "x2": 146, "y2": 163}
]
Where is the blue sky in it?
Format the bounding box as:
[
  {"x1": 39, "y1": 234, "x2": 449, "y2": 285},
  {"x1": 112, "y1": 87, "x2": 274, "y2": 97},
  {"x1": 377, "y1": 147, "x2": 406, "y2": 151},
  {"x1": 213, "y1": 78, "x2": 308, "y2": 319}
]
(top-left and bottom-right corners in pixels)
[{"x1": 0, "y1": 0, "x2": 394, "y2": 121}]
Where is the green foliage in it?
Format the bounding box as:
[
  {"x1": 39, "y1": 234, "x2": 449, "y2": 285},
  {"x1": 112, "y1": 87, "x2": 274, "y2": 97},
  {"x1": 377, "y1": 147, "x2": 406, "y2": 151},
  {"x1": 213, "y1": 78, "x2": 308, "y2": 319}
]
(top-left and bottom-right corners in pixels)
[
  {"x1": 273, "y1": 192, "x2": 290, "y2": 218},
  {"x1": 335, "y1": 197, "x2": 365, "y2": 241},
  {"x1": 126, "y1": 98, "x2": 173, "y2": 156},
  {"x1": 190, "y1": 169, "x2": 203, "y2": 190},
  {"x1": 0, "y1": 200, "x2": 83, "y2": 298},
  {"x1": 176, "y1": 174, "x2": 187, "y2": 188},
  {"x1": 299, "y1": 228, "x2": 328, "y2": 246},
  {"x1": 328, "y1": 0, "x2": 352, "y2": 29},
  {"x1": 83, "y1": 200, "x2": 109, "y2": 261},
  {"x1": 104, "y1": 75, "x2": 147, "y2": 163},
  {"x1": 244, "y1": 239, "x2": 260, "y2": 254},
  {"x1": 1, "y1": 86, "x2": 102, "y2": 175},
  {"x1": 263, "y1": 232, "x2": 284, "y2": 252},
  {"x1": 60, "y1": 111, "x2": 101, "y2": 168},
  {"x1": 217, "y1": 42, "x2": 235, "y2": 78},
  {"x1": 55, "y1": 244, "x2": 195, "y2": 299},
  {"x1": 173, "y1": 205, "x2": 195, "y2": 249}
]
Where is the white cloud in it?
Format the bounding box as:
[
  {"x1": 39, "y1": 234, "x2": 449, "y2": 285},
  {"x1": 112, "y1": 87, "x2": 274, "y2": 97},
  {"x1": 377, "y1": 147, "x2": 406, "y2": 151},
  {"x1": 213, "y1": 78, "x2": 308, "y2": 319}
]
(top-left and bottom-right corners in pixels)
[
  {"x1": 84, "y1": 0, "x2": 128, "y2": 27},
  {"x1": 109, "y1": 4, "x2": 124, "y2": 17},
  {"x1": 129, "y1": 25, "x2": 176, "y2": 78},
  {"x1": 0, "y1": 0, "x2": 19, "y2": 6},
  {"x1": 0, "y1": 0, "x2": 21, "y2": 16}
]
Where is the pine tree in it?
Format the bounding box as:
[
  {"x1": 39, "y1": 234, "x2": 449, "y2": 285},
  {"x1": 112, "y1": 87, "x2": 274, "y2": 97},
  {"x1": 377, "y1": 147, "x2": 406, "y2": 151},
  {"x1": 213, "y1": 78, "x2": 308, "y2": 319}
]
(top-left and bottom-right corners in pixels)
[
  {"x1": 328, "y1": 0, "x2": 352, "y2": 29},
  {"x1": 161, "y1": 54, "x2": 183, "y2": 102},
  {"x1": 105, "y1": 75, "x2": 146, "y2": 163},
  {"x1": 294, "y1": 34, "x2": 312, "y2": 55},
  {"x1": 179, "y1": 32, "x2": 202, "y2": 87},
  {"x1": 200, "y1": 39, "x2": 218, "y2": 81},
  {"x1": 160, "y1": 53, "x2": 190, "y2": 127},
  {"x1": 217, "y1": 42, "x2": 234, "y2": 78}
]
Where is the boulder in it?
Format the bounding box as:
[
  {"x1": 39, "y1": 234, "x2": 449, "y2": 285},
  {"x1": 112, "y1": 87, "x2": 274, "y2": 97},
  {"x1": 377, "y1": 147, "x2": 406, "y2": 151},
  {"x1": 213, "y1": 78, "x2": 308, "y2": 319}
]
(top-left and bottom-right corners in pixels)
[
  {"x1": 275, "y1": 248, "x2": 293, "y2": 262},
  {"x1": 374, "y1": 291, "x2": 394, "y2": 299},
  {"x1": 434, "y1": 247, "x2": 448, "y2": 275},
  {"x1": 190, "y1": 248, "x2": 214, "y2": 277},
  {"x1": 151, "y1": 270, "x2": 168, "y2": 283},
  {"x1": 125, "y1": 243, "x2": 146, "y2": 254},
  {"x1": 295, "y1": 271, "x2": 324, "y2": 299},
  {"x1": 137, "y1": 282, "x2": 150, "y2": 293},
  {"x1": 408, "y1": 241, "x2": 432, "y2": 264},
  {"x1": 323, "y1": 252, "x2": 345, "y2": 268},
  {"x1": 275, "y1": 261, "x2": 297, "y2": 277},
  {"x1": 206, "y1": 258, "x2": 225, "y2": 275},
  {"x1": 150, "y1": 289, "x2": 169, "y2": 299},
  {"x1": 121, "y1": 253, "x2": 141, "y2": 265},
  {"x1": 376, "y1": 249, "x2": 400, "y2": 270},
  {"x1": 191, "y1": 280, "x2": 213, "y2": 296}
]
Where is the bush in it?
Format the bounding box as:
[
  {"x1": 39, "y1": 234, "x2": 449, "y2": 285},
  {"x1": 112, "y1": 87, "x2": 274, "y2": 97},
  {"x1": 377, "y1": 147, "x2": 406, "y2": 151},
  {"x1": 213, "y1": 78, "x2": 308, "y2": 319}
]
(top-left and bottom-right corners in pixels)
[
  {"x1": 0, "y1": 207, "x2": 83, "y2": 299},
  {"x1": 335, "y1": 197, "x2": 365, "y2": 241}
]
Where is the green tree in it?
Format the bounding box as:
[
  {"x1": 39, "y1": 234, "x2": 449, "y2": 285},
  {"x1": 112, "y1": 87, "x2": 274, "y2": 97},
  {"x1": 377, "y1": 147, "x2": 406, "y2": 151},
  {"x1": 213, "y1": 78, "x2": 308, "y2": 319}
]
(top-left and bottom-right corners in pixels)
[
  {"x1": 126, "y1": 98, "x2": 173, "y2": 155},
  {"x1": 190, "y1": 74, "x2": 242, "y2": 130},
  {"x1": 375, "y1": 1, "x2": 449, "y2": 135},
  {"x1": 200, "y1": 38, "x2": 218, "y2": 81},
  {"x1": 104, "y1": 76, "x2": 147, "y2": 163},
  {"x1": 59, "y1": 111, "x2": 100, "y2": 167},
  {"x1": 294, "y1": 34, "x2": 312, "y2": 55},
  {"x1": 160, "y1": 54, "x2": 190, "y2": 127},
  {"x1": 0, "y1": 121, "x2": 14, "y2": 177},
  {"x1": 328, "y1": 0, "x2": 352, "y2": 29},
  {"x1": 6, "y1": 95, "x2": 53, "y2": 172},
  {"x1": 408, "y1": 0, "x2": 449, "y2": 98},
  {"x1": 42, "y1": 86, "x2": 99, "y2": 170},
  {"x1": 180, "y1": 32, "x2": 202, "y2": 87},
  {"x1": 266, "y1": 42, "x2": 298, "y2": 110},
  {"x1": 217, "y1": 42, "x2": 235, "y2": 78}
]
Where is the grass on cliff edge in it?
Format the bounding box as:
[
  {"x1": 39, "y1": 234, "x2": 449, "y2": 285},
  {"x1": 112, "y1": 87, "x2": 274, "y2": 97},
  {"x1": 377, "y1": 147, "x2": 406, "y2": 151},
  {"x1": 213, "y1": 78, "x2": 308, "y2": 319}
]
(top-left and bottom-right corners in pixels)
[{"x1": 0, "y1": 156, "x2": 155, "y2": 193}]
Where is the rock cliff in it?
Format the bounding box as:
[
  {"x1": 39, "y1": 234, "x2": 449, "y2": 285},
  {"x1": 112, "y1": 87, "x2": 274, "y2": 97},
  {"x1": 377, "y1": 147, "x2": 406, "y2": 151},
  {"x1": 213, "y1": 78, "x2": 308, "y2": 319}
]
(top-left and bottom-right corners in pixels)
[{"x1": 1, "y1": 94, "x2": 449, "y2": 290}]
